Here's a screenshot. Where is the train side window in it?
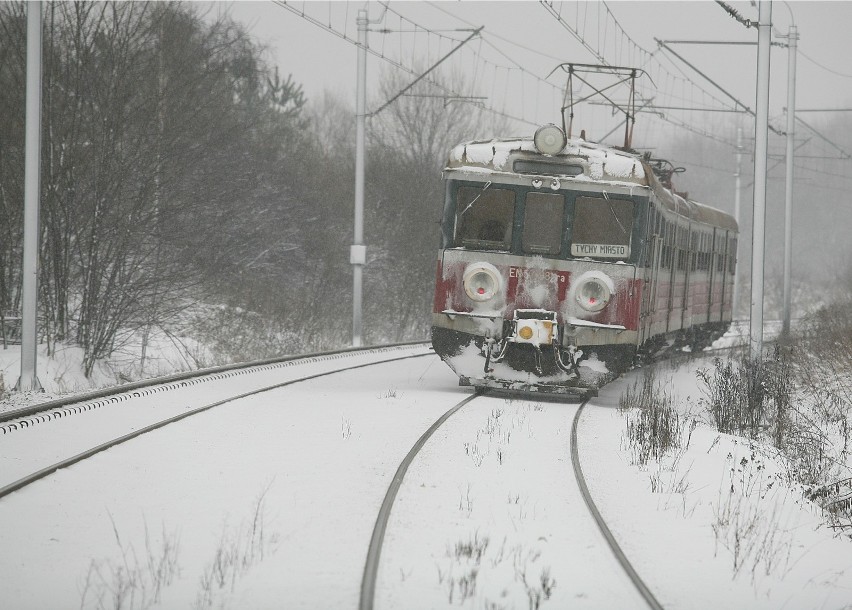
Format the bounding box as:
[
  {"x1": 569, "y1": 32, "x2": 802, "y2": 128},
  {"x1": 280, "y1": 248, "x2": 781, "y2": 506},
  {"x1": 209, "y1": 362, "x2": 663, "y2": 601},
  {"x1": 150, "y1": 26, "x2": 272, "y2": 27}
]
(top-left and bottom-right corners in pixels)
[
  {"x1": 522, "y1": 192, "x2": 564, "y2": 255},
  {"x1": 454, "y1": 186, "x2": 516, "y2": 251}
]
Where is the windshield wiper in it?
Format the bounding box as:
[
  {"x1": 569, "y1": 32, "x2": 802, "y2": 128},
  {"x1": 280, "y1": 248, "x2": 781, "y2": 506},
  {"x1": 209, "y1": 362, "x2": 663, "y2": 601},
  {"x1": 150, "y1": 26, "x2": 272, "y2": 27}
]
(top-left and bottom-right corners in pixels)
[
  {"x1": 602, "y1": 191, "x2": 628, "y2": 236},
  {"x1": 459, "y1": 181, "x2": 492, "y2": 217}
]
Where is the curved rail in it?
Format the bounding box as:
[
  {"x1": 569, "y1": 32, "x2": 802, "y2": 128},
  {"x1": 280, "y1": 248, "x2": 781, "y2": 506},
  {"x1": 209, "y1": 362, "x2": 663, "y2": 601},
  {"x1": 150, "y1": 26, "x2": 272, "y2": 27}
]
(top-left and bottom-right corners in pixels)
[
  {"x1": 359, "y1": 391, "x2": 481, "y2": 610},
  {"x1": 0, "y1": 348, "x2": 432, "y2": 501},
  {"x1": 570, "y1": 401, "x2": 665, "y2": 610},
  {"x1": 1, "y1": 341, "x2": 429, "y2": 432}
]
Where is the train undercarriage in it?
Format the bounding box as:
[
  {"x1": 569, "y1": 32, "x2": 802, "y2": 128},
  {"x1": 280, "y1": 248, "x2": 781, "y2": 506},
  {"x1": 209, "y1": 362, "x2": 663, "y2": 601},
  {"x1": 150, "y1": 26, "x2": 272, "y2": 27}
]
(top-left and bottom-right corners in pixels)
[{"x1": 432, "y1": 320, "x2": 729, "y2": 398}]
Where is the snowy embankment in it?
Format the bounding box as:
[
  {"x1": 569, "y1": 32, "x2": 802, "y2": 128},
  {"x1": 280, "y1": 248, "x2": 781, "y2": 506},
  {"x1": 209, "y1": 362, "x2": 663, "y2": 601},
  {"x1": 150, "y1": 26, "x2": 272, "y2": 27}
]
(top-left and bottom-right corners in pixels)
[
  {"x1": 0, "y1": 329, "x2": 208, "y2": 414},
  {"x1": 584, "y1": 360, "x2": 852, "y2": 609},
  {"x1": 0, "y1": 335, "x2": 850, "y2": 609}
]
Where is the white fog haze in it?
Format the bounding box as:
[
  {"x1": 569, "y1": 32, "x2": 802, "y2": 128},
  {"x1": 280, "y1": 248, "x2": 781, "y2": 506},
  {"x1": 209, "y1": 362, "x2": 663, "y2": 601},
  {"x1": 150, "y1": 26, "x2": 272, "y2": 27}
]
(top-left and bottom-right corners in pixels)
[{"x1": 2, "y1": 2, "x2": 852, "y2": 609}]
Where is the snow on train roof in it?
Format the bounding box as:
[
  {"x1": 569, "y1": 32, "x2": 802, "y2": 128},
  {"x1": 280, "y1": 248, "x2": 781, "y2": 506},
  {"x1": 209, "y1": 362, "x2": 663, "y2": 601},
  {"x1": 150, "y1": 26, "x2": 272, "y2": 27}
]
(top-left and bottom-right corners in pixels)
[
  {"x1": 445, "y1": 136, "x2": 737, "y2": 232},
  {"x1": 446, "y1": 137, "x2": 647, "y2": 186}
]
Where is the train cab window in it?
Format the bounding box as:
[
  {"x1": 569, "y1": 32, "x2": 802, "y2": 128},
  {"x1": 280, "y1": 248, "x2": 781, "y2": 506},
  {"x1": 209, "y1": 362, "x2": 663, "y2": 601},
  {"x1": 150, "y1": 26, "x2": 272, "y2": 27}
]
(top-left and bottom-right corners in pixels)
[
  {"x1": 522, "y1": 192, "x2": 564, "y2": 255},
  {"x1": 571, "y1": 196, "x2": 634, "y2": 259},
  {"x1": 454, "y1": 186, "x2": 515, "y2": 251}
]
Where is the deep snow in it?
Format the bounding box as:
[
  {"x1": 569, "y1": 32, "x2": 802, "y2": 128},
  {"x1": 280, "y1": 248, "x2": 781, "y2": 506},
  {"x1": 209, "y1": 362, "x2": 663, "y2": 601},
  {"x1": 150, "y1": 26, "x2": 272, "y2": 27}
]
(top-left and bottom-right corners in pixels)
[{"x1": 0, "y1": 333, "x2": 850, "y2": 609}]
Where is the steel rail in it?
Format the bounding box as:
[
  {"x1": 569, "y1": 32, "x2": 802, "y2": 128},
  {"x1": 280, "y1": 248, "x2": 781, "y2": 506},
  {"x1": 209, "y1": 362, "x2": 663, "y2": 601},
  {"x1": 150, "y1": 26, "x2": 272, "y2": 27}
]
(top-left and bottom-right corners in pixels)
[
  {"x1": 359, "y1": 391, "x2": 481, "y2": 610},
  {"x1": 0, "y1": 349, "x2": 433, "y2": 501},
  {"x1": 1, "y1": 341, "x2": 429, "y2": 427},
  {"x1": 570, "y1": 400, "x2": 665, "y2": 610}
]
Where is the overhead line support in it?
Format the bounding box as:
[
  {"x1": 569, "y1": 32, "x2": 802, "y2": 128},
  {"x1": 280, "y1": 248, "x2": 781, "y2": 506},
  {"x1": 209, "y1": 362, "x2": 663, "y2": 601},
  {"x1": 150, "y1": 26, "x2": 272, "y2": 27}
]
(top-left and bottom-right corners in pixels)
[
  {"x1": 749, "y1": 0, "x2": 772, "y2": 359},
  {"x1": 16, "y1": 0, "x2": 43, "y2": 393},
  {"x1": 782, "y1": 24, "x2": 798, "y2": 337},
  {"x1": 368, "y1": 26, "x2": 483, "y2": 117}
]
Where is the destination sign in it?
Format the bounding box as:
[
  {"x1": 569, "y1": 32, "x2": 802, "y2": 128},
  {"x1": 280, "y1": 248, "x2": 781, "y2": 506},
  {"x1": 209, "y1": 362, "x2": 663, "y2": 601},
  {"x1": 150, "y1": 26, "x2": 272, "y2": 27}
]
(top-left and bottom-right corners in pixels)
[{"x1": 571, "y1": 243, "x2": 629, "y2": 258}]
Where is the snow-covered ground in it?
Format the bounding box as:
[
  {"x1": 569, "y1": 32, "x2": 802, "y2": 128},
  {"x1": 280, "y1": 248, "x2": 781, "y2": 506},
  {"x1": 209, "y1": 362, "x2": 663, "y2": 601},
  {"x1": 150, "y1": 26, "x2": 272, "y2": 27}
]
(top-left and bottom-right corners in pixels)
[
  {"x1": 0, "y1": 329, "x2": 209, "y2": 414},
  {"x1": 1, "y1": 335, "x2": 851, "y2": 609}
]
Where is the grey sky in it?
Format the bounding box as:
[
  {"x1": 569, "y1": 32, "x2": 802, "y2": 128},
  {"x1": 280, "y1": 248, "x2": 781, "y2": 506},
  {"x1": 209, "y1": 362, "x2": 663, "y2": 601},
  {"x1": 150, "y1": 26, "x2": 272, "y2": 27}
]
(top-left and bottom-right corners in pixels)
[{"x1": 217, "y1": 1, "x2": 852, "y2": 132}]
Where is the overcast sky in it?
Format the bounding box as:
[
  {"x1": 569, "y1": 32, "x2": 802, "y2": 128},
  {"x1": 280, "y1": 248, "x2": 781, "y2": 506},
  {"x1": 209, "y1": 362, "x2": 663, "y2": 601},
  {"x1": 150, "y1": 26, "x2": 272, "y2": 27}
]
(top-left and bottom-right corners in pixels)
[{"x1": 215, "y1": 1, "x2": 852, "y2": 141}]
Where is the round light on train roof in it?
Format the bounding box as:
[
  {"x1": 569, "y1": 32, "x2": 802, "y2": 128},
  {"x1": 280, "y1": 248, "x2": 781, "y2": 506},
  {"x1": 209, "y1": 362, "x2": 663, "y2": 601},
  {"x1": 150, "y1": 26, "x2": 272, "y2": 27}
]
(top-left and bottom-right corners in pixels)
[{"x1": 533, "y1": 124, "x2": 567, "y2": 156}]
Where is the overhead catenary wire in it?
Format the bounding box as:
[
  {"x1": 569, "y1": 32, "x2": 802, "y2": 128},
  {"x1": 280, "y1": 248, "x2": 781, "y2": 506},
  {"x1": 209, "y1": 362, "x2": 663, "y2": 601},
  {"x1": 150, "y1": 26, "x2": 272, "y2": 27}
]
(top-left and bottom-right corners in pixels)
[
  {"x1": 798, "y1": 48, "x2": 852, "y2": 78},
  {"x1": 272, "y1": 0, "x2": 540, "y2": 127},
  {"x1": 277, "y1": 0, "x2": 849, "y2": 177},
  {"x1": 541, "y1": 0, "x2": 744, "y2": 150}
]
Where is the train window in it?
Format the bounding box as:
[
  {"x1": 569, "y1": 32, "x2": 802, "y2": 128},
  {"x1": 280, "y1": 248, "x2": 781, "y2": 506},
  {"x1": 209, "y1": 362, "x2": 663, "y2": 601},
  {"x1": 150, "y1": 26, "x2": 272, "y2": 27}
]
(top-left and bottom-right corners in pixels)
[
  {"x1": 454, "y1": 186, "x2": 515, "y2": 250},
  {"x1": 571, "y1": 196, "x2": 634, "y2": 258},
  {"x1": 522, "y1": 192, "x2": 564, "y2": 255}
]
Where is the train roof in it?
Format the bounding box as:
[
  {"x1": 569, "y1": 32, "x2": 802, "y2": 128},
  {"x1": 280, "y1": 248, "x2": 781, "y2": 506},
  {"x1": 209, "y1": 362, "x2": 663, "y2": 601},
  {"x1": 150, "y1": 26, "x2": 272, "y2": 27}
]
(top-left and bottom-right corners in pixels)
[{"x1": 444, "y1": 136, "x2": 738, "y2": 232}]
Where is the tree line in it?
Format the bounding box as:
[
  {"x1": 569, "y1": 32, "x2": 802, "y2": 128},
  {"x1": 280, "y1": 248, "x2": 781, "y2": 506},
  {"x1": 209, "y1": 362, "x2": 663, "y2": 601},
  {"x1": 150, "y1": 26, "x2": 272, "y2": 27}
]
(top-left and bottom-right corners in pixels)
[{"x1": 0, "y1": 1, "x2": 500, "y2": 376}]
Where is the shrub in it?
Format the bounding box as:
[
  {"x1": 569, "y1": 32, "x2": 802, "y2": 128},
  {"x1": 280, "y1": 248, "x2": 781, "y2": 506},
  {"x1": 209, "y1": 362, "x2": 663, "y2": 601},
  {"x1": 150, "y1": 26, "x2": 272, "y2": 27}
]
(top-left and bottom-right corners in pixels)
[{"x1": 621, "y1": 367, "x2": 687, "y2": 465}]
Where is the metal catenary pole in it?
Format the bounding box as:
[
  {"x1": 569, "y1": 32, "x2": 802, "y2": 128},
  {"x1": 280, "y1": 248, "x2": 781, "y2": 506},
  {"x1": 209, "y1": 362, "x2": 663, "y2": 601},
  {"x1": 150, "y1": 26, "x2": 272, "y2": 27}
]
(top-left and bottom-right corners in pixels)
[
  {"x1": 782, "y1": 24, "x2": 798, "y2": 336},
  {"x1": 15, "y1": 0, "x2": 43, "y2": 392},
  {"x1": 351, "y1": 9, "x2": 368, "y2": 348},
  {"x1": 750, "y1": 0, "x2": 772, "y2": 359}
]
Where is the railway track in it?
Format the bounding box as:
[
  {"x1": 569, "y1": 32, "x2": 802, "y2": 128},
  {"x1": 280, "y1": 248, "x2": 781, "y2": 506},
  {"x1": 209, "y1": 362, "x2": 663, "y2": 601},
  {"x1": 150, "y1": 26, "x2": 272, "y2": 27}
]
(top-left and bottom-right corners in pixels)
[
  {"x1": 0, "y1": 342, "x2": 430, "y2": 427},
  {"x1": 1, "y1": 347, "x2": 438, "y2": 504},
  {"x1": 361, "y1": 389, "x2": 664, "y2": 610},
  {"x1": 0, "y1": 344, "x2": 679, "y2": 608},
  {"x1": 1, "y1": 328, "x2": 787, "y2": 608}
]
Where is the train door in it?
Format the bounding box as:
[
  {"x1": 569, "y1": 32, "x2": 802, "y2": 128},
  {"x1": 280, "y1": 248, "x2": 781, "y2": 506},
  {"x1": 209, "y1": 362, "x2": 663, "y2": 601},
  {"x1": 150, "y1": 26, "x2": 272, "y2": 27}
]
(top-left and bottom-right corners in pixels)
[
  {"x1": 681, "y1": 226, "x2": 695, "y2": 329},
  {"x1": 640, "y1": 205, "x2": 663, "y2": 344},
  {"x1": 665, "y1": 220, "x2": 676, "y2": 333},
  {"x1": 708, "y1": 228, "x2": 717, "y2": 322},
  {"x1": 670, "y1": 222, "x2": 687, "y2": 333},
  {"x1": 719, "y1": 230, "x2": 730, "y2": 322}
]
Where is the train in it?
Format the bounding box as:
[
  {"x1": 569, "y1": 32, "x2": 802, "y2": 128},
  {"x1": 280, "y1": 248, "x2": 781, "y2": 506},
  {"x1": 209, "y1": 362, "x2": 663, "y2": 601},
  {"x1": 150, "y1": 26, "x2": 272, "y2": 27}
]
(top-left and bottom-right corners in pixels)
[{"x1": 431, "y1": 123, "x2": 738, "y2": 396}]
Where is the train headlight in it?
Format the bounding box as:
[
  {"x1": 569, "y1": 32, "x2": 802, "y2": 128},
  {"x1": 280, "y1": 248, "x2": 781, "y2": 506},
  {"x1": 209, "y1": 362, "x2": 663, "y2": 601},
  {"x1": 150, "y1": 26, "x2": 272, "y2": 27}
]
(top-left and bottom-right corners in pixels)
[
  {"x1": 463, "y1": 262, "x2": 502, "y2": 302},
  {"x1": 573, "y1": 272, "x2": 614, "y2": 312},
  {"x1": 533, "y1": 124, "x2": 567, "y2": 156}
]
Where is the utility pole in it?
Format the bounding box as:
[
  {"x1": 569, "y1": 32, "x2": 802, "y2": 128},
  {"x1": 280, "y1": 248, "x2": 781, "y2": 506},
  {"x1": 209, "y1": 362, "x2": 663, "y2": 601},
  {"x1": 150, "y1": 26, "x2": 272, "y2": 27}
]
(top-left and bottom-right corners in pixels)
[
  {"x1": 750, "y1": 0, "x2": 772, "y2": 359},
  {"x1": 733, "y1": 126, "x2": 743, "y2": 320},
  {"x1": 15, "y1": 0, "x2": 43, "y2": 392},
  {"x1": 782, "y1": 24, "x2": 798, "y2": 336},
  {"x1": 351, "y1": 8, "x2": 368, "y2": 347}
]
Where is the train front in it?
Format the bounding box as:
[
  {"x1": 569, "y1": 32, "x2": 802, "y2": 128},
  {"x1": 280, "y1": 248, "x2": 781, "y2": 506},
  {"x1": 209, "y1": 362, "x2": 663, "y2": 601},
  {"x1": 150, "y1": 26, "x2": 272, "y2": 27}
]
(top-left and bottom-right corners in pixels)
[{"x1": 431, "y1": 125, "x2": 650, "y2": 396}]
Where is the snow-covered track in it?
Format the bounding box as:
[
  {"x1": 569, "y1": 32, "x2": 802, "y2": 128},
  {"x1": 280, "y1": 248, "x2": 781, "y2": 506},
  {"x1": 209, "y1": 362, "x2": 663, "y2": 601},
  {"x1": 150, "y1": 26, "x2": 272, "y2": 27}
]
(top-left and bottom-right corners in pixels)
[
  {"x1": 359, "y1": 391, "x2": 481, "y2": 610},
  {"x1": 0, "y1": 344, "x2": 432, "y2": 500},
  {"x1": 0, "y1": 342, "x2": 428, "y2": 431},
  {"x1": 571, "y1": 402, "x2": 665, "y2": 610},
  {"x1": 362, "y1": 388, "x2": 665, "y2": 609}
]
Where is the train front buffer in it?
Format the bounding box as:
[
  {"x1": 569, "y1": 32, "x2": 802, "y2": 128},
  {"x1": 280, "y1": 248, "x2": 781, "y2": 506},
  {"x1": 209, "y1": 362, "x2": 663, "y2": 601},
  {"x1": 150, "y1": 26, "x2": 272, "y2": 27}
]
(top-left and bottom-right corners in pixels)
[{"x1": 431, "y1": 251, "x2": 640, "y2": 396}]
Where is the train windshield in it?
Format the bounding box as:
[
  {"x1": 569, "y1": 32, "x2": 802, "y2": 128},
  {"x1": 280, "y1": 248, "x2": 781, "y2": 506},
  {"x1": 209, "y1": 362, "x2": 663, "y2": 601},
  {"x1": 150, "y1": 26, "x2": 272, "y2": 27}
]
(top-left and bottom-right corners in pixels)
[
  {"x1": 570, "y1": 196, "x2": 635, "y2": 259},
  {"x1": 522, "y1": 192, "x2": 563, "y2": 255},
  {"x1": 454, "y1": 185, "x2": 515, "y2": 250}
]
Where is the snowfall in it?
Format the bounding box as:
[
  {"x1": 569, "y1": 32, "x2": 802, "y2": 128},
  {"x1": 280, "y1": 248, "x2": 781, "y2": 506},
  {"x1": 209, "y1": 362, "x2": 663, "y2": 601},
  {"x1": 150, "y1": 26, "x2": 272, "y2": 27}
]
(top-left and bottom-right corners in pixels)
[{"x1": 1, "y1": 331, "x2": 851, "y2": 610}]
